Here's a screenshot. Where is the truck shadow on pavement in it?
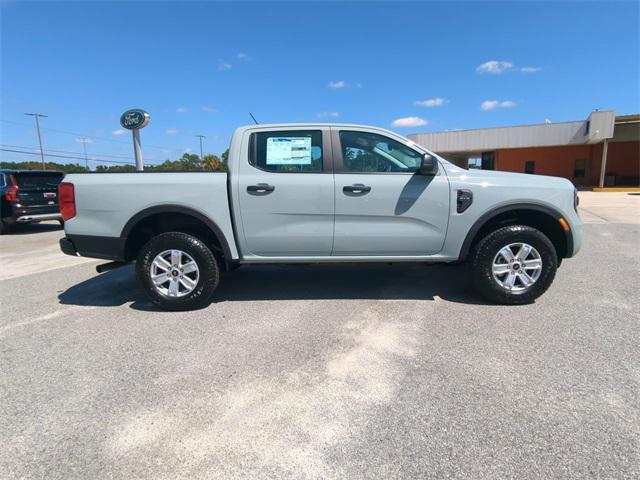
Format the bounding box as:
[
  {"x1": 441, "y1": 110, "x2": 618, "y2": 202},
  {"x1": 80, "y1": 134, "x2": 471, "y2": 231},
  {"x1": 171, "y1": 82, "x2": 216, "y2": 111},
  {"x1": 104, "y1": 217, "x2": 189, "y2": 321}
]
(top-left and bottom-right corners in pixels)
[{"x1": 58, "y1": 263, "x2": 489, "y2": 310}]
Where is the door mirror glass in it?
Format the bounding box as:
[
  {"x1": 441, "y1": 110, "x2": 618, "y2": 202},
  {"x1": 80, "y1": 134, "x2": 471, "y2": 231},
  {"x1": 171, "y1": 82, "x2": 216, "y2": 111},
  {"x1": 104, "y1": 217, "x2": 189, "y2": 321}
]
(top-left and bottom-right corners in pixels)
[{"x1": 420, "y1": 154, "x2": 438, "y2": 175}]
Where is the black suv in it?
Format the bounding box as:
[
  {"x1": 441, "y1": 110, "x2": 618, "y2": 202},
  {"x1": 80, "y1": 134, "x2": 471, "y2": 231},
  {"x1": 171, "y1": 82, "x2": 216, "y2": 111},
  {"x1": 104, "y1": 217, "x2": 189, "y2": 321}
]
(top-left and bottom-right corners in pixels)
[{"x1": 0, "y1": 169, "x2": 65, "y2": 234}]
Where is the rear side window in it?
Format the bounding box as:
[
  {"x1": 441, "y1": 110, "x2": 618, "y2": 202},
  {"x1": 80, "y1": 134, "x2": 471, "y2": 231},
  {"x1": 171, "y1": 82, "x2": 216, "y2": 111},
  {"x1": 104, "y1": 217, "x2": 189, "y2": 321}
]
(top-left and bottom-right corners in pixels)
[
  {"x1": 250, "y1": 130, "x2": 323, "y2": 173},
  {"x1": 0, "y1": 174, "x2": 5, "y2": 187},
  {"x1": 14, "y1": 172, "x2": 64, "y2": 189}
]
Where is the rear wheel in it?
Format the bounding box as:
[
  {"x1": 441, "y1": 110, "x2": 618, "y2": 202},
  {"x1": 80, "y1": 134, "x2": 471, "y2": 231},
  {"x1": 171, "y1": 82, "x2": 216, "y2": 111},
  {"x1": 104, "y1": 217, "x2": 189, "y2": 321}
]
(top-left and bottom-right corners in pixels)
[
  {"x1": 136, "y1": 232, "x2": 220, "y2": 311},
  {"x1": 470, "y1": 225, "x2": 558, "y2": 304}
]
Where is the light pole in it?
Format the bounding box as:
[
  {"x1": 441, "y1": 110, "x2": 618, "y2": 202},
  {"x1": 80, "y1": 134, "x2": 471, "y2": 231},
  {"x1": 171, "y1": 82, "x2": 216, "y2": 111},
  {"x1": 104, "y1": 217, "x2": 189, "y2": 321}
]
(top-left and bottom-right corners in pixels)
[
  {"x1": 195, "y1": 135, "x2": 205, "y2": 160},
  {"x1": 24, "y1": 113, "x2": 48, "y2": 169}
]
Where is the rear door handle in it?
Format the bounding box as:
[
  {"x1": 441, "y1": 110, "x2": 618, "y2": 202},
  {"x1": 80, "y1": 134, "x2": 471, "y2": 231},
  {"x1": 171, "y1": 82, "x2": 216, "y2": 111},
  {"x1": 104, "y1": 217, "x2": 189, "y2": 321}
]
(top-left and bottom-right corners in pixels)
[
  {"x1": 247, "y1": 183, "x2": 275, "y2": 194},
  {"x1": 343, "y1": 184, "x2": 371, "y2": 194}
]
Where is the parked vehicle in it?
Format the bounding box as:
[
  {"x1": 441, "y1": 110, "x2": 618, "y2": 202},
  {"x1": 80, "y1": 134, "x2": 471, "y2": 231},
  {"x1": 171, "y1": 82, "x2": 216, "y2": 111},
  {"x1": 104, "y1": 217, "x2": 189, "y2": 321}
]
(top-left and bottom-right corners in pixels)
[
  {"x1": 59, "y1": 124, "x2": 582, "y2": 310},
  {"x1": 1, "y1": 169, "x2": 65, "y2": 234}
]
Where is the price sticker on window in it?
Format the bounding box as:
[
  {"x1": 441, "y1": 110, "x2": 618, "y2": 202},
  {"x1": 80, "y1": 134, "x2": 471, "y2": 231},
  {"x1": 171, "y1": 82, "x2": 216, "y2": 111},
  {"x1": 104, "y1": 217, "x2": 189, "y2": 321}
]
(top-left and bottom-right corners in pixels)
[{"x1": 266, "y1": 137, "x2": 312, "y2": 165}]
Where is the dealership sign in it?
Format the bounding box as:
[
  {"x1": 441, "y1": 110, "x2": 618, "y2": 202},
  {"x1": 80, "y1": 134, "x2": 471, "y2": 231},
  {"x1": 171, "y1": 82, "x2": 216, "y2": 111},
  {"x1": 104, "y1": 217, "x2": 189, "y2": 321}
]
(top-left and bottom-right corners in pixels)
[{"x1": 120, "y1": 109, "x2": 150, "y2": 130}]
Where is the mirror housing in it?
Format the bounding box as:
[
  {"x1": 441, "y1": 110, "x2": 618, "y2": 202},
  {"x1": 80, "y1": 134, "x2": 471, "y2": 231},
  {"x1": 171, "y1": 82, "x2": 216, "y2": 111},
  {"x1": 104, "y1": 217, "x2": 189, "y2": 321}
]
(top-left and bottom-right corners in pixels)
[{"x1": 420, "y1": 154, "x2": 438, "y2": 175}]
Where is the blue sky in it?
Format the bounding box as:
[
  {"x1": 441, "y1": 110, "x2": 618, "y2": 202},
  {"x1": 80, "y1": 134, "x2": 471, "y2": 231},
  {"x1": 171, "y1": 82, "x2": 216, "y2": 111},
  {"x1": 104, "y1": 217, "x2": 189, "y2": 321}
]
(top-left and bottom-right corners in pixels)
[{"x1": 1, "y1": 0, "x2": 638, "y2": 167}]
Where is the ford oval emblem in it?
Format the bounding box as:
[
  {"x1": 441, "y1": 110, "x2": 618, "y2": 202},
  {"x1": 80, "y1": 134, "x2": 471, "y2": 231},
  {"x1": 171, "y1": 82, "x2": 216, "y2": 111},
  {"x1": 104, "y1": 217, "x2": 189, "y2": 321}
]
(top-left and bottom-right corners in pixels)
[{"x1": 120, "y1": 109, "x2": 150, "y2": 130}]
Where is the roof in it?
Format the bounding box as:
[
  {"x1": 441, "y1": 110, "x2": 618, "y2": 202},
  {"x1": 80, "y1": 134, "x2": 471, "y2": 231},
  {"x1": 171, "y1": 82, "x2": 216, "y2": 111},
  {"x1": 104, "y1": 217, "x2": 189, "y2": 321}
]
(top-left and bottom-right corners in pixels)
[
  {"x1": 408, "y1": 110, "x2": 617, "y2": 153},
  {"x1": 615, "y1": 114, "x2": 640, "y2": 124},
  {"x1": 233, "y1": 123, "x2": 429, "y2": 152}
]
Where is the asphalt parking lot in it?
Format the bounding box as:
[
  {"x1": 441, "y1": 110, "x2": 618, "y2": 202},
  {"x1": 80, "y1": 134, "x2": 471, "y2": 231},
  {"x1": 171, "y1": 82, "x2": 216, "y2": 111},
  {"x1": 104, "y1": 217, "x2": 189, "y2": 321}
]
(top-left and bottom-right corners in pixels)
[{"x1": 1, "y1": 192, "x2": 639, "y2": 479}]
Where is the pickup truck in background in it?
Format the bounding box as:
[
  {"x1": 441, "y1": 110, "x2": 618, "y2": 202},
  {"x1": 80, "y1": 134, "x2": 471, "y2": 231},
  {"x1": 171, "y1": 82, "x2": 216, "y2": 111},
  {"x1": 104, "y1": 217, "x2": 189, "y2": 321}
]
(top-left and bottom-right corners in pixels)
[
  {"x1": 58, "y1": 124, "x2": 582, "y2": 310},
  {"x1": 1, "y1": 169, "x2": 65, "y2": 234}
]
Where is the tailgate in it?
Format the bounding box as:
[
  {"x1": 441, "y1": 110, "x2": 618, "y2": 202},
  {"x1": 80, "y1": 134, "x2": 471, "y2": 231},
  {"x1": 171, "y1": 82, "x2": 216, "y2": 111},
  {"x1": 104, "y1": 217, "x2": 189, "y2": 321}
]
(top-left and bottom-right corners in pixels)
[{"x1": 13, "y1": 172, "x2": 64, "y2": 207}]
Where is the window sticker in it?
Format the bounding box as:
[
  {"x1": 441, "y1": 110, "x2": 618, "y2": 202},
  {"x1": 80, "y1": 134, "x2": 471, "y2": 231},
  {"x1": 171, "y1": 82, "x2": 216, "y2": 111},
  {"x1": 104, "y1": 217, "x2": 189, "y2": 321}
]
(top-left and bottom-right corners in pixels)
[{"x1": 266, "y1": 137, "x2": 312, "y2": 165}]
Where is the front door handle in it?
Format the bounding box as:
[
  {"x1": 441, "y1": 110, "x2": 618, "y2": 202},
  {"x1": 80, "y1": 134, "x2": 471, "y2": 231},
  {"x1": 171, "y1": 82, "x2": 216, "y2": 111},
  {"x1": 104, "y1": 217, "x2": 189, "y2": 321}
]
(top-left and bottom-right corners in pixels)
[
  {"x1": 247, "y1": 183, "x2": 275, "y2": 194},
  {"x1": 343, "y1": 184, "x2": 371, "y2": 194}
]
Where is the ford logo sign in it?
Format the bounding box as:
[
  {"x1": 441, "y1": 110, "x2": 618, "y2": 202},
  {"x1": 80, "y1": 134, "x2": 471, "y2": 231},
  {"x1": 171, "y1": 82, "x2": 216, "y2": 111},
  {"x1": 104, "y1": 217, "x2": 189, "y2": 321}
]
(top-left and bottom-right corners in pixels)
[{"x1": 120, "y1": 109, "x2": 150, "y2": 130}]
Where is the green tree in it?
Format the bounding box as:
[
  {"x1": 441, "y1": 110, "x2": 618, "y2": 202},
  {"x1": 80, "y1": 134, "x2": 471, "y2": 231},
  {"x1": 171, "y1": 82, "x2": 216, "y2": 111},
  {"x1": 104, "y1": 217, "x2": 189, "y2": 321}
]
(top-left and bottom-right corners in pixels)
[
  {"x1": 202, "y1": 154, "x2": 226, "y2": 171},
  {"x1": 177, "y1": 153, "x2": 202, "y2": 170}
]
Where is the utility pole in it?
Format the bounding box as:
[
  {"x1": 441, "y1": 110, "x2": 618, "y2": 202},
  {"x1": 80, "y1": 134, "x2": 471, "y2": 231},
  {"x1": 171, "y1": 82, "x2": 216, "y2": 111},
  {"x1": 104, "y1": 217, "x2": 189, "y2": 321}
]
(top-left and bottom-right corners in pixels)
[
  {"x1": 24, "y1": 113, "x2": 48, "y2": 169},
  {"x1": 195, "y1": 135, "x2": 205, "y2": 160},
  {"x1": 77, "y1": 138, "x2": 90, "y2": 170}
]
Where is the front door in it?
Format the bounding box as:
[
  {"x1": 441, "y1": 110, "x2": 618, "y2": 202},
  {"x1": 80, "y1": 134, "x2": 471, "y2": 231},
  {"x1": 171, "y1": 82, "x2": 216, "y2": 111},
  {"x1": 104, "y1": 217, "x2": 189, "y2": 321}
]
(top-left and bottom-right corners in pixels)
[
  {"x1": 237, "y1": 127, "x2": 334, "y2": 257},
  {"x1": 331, "y1": 128, "x2": 450, "y2": 256}
]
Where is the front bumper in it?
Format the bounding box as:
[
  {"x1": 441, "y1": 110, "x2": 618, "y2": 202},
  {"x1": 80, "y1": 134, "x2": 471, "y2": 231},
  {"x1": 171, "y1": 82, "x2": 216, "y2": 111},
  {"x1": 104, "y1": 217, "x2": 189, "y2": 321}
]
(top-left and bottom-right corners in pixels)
[{"x1": 59, "y1": 234, "x2": 127, "y2": 261}]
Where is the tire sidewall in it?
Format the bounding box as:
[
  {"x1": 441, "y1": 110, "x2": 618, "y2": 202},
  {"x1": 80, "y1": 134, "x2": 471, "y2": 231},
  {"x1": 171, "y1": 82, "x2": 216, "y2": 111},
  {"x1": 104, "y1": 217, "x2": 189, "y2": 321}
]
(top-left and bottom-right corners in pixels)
[
  {"x1": 472, "y1": 225, "x2": 558, "y2": 304},
  {"x1": 136, "y1": 232, "x2": 219, "y2": 311}
]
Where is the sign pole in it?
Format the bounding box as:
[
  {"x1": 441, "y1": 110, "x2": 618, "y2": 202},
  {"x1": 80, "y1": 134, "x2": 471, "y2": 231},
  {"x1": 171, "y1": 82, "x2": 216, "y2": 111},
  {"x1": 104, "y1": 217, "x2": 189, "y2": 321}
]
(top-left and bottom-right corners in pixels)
[
  {"x1": 120, "y1": 109, "x2": 150, "y2": 171},
  {"x1": 132, "y1": 129, "x2": 143, "y2": 171}
]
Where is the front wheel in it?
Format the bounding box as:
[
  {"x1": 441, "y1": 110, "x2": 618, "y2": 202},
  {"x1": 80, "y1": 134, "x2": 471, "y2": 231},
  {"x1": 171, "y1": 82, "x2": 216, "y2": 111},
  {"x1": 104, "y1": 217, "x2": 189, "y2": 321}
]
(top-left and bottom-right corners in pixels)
[
  {"x1": 136, "y1": 232, "x2": 220, "y2": 311},
  {"x1": 470, "y1": 225, "x2": 558, "y2": 304}
]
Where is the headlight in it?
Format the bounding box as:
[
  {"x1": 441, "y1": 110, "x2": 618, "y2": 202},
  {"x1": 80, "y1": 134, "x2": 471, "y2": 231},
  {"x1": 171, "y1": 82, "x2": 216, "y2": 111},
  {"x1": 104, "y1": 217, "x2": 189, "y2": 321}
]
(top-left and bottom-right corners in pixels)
[{"x1": 574, "y1": 188, "x2": 579, "y2": 212}]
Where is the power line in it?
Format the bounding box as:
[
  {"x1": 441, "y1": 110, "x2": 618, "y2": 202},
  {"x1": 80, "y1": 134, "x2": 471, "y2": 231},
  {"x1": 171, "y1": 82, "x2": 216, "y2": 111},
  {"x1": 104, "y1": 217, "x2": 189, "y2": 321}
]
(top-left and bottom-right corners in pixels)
[
  {"x1": 0, "y1": 144, "x2": 139, "y2": 160},
  {"x1": 2, "y1": 119, "x2": 186, "y2": 152},
  {"x1": 0, "y1": 148, "x2": 159, "y2": 166}
]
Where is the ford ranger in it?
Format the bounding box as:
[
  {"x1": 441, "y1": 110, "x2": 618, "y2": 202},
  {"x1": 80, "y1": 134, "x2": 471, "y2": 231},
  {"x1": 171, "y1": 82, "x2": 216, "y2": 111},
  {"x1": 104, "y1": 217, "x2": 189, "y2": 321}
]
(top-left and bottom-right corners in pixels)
[{"x1": 58, "y1": 124, "x2": 582, "y2": 310}]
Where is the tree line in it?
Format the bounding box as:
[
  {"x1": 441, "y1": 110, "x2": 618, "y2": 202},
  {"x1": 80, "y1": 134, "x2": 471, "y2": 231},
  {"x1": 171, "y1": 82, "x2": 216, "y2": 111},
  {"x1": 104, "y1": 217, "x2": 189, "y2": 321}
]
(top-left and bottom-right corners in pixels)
[{"x1": 1, "y1": 150, "x2": 230, "y2": 173}]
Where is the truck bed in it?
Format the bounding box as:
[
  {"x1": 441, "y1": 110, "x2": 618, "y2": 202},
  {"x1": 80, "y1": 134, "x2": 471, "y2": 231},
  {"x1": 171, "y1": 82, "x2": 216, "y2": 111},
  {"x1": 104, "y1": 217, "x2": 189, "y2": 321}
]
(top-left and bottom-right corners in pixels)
[{"x1": 63, "y1": 172, "x2": 237, "y2": 258}]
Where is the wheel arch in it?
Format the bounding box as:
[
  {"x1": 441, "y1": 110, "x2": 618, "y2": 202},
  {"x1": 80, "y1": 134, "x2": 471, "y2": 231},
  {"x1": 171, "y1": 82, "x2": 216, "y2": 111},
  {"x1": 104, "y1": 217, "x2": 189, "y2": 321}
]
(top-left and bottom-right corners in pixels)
[
  {"x1": 459, "y1": 203, "x2": 574, "y2": 262},
  {"x1": 121, "y1": 205, "x2": 233, "y2": 267}
]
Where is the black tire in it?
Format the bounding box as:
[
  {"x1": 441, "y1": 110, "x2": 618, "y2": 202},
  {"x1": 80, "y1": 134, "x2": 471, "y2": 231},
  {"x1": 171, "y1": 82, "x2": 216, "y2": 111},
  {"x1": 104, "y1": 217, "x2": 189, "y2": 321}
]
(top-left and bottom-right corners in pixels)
[
  {"x1": 470, "y1": 225, "x2": 558, "y2": 305},
  {"x1": 136, "y1": 232, "x2": 220, "y2": 311},
  {"x1": 0, "y1": 220, "x2": 4, "y2": 235}
]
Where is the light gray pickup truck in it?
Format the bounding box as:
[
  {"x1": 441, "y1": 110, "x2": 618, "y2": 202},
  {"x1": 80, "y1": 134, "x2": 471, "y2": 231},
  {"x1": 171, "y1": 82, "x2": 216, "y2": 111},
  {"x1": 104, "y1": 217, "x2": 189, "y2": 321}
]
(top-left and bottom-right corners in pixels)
[{"x1": 59, "y1": 124, "x2": 582, "y2": 310}]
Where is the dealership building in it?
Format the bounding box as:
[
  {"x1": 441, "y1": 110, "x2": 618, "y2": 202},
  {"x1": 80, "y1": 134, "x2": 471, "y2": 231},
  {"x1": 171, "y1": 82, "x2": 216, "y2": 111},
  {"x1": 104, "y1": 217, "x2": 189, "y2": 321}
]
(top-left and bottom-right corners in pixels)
[{"x1": 408, "y1": 110, "x2": 639, "y2": 188}]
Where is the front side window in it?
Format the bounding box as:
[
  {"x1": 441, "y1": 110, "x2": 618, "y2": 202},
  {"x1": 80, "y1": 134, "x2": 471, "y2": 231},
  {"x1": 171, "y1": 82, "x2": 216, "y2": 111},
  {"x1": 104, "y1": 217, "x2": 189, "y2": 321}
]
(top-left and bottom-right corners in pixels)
[
  {"x1": 250, "y1": 130, "x2": 323, "y2": 173},
  {"x1": 339, "y1": 131, "x2": 422, "y2": 173}
]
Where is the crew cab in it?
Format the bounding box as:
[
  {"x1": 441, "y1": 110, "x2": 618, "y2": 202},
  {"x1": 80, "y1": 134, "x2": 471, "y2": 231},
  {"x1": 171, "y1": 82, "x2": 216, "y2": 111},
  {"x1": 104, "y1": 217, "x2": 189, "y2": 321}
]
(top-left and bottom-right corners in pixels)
[
  {"x1": 58, "y1": 124, "x2": 582, "y2": 310},
  {"x1": 1, "y1": 169, "x2": 65, "y2": 234}
]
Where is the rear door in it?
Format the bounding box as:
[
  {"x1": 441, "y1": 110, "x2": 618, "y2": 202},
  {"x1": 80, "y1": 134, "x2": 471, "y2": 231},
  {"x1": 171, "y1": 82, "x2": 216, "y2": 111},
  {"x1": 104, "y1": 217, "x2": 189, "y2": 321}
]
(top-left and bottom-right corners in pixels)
[
  {"x1": 12, "y1": 172, "x2": 64, "y2": 209},
  {"x1": 236, "y1": 127, "x2": 334, "y2": 257},
  {"x1": 331, "y1": 128, "x2": 450, "y2": 256}
]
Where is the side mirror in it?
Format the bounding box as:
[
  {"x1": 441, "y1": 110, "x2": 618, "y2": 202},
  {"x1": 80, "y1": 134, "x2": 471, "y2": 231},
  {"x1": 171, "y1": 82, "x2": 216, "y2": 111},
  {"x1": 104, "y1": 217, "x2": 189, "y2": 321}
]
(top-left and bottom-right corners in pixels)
[{"x1": 420, "y1": 154, "x2": 438, "y2": 175}]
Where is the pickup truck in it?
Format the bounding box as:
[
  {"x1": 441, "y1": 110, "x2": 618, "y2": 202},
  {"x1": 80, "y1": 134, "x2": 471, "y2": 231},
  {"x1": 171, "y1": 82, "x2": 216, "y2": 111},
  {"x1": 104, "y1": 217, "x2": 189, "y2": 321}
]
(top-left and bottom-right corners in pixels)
[{"x1": 58, "y1": 124, "x2": 582, "y2": 310}]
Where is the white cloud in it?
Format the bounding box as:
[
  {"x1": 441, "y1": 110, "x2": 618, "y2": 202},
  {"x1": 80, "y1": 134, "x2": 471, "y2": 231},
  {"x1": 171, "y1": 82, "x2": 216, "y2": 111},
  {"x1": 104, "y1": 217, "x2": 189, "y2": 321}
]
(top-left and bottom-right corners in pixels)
[
  {"x1": 201, "y1": 106, "x2": 217, "y2": 113},
  {"x1": 476, "y1": 60, "x2": 514, "y2": 74},
  {"x1": 218, "y1": 62, "x2": 232, "y2": 71},
  {"x1": 183, "y1": 148, "x2": 193, "y2": 154},
  {"x1": 317, "y1": 111, "x2": 340, "y2": 118},
  {"x1": 391, "y1": 116, "x2": 428, "y2": 128},
  {"x1": 112, "y1": 129, "x2": 126, "y2": 136},
  {"x1": 75, "y1": 137, "x2": 94, "y2": 144},
  {"x1": 237, "y1": 52, "x2": 250, "y2": 61},
  {"x1": 481, "y1": 100, "x2": 517, "y2": 111},
  {"x1": 164, "y1": 129, "x2": 179, "y2": 135},
  {"x1": 414, "y1": 97, "x2": 448, "y2": 107},
  {"x1": 328, "y1": 80, "x2": 347, "y2": 89},
  {"x1": 176, "y1": 107, "x2": 188, "y2": 113},
  {"x1": 520, "y1": 66, "x2": 542, "y2": 73}
]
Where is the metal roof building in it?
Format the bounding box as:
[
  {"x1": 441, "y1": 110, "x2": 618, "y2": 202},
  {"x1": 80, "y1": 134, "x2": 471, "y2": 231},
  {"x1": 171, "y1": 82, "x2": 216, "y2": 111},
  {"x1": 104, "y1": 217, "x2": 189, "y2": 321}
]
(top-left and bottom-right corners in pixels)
[{"x1": 408, "y1": 110, "x2": 639, "y2": 188}]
